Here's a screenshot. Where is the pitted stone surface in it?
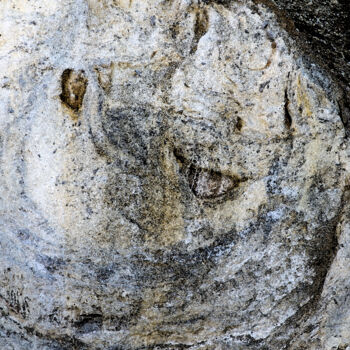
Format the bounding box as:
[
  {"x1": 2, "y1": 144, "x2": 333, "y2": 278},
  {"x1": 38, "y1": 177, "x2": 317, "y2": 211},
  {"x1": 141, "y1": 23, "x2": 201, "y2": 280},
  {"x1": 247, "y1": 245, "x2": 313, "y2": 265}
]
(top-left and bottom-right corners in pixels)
[{"x1": 0, "y1": 1, "x2": 349, "y2": 349}]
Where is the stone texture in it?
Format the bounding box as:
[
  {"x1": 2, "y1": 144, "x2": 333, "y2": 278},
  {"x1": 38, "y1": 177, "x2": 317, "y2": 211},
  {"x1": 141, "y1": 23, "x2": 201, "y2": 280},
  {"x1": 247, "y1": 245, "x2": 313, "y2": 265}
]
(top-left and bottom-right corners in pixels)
[
  {"x1": 256, "y1": 0, "x2": 350, "y2": 137},
  {"x1": 0, "y1": 0, "x2": 349, "y2": 349},
  {"x1": 258, "y1": 0, "x2": 350, "y2": 93}
]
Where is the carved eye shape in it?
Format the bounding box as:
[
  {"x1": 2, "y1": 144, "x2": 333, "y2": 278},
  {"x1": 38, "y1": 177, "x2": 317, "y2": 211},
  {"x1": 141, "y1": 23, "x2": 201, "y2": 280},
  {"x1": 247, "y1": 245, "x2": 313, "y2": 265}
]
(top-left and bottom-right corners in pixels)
[
  {"x1": 174, "y1": 149, "x2": 240, "y2": 199},
  {"x1": 188, "y1": 165, "x2": 239, "y2": 199}
]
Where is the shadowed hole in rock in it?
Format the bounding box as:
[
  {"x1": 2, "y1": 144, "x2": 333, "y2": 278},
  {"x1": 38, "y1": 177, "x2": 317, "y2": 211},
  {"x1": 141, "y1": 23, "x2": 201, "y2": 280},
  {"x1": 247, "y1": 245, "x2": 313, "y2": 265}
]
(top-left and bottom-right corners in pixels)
[
  {"x1": 236, "y1": 116, "x2": 244, "y2": 131},
  {"x1": 60, "y1": 69, "x2": 88, "y2": 112}
]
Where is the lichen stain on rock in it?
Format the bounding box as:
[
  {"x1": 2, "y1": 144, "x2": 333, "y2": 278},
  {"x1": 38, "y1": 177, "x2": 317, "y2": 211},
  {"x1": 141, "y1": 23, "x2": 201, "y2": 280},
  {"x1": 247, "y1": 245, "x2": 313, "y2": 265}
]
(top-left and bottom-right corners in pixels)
[{"x1": 60, "y1": 69, "x2": 88, "y2": 114}]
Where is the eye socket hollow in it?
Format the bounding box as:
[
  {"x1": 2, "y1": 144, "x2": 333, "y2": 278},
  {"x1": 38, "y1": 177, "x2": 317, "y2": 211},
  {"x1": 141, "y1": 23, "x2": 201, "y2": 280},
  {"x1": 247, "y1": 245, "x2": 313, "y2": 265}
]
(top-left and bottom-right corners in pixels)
[
  {"x1": 188, "y1": 165, "x2": 239, "y2": 199},
  {"x1": 174, "y1": 148, "x2": 241, "y2": 199}
]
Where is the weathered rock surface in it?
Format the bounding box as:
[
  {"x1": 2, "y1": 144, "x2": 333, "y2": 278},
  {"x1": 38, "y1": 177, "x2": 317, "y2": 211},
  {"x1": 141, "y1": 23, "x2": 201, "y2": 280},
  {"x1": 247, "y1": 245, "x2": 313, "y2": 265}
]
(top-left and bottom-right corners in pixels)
[
  {"x1": 0, "y1": 1, "x2": 349, "y2": 349},
  {"x1": 259, "y1": 0, "x2": 350, "y2": 97},
  {"x1": 256, "y1": 0, "x2": 350, "y2": 136}
]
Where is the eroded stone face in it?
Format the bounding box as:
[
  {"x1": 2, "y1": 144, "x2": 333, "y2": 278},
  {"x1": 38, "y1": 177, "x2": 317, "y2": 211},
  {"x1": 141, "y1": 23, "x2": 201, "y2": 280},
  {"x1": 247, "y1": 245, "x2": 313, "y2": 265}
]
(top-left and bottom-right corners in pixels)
[{"x1": 0, "y1": 1, "x2": 348, "y2": 349}]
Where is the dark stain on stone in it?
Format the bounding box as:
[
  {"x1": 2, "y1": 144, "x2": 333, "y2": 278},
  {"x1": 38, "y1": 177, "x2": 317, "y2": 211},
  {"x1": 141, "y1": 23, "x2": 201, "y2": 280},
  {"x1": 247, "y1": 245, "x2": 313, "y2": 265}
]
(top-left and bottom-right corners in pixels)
[
  {"x1": 96, "y1": 264, "x2": 115, "y2": 282},
  {"x1": 103, "y1": 107, "x2": 150, "y2": 165},
  {"x1": 199, "y1": 0, "x2": 231, "y2": 6},
  {"x1": 60, "y1": 69, "x2": 88, "y2": 112},
  {"x1": 24, "y1": 326, "x2": 89, "y2": 350},
  {"x1": 6, "y1": 289, "x2": 30, "y2": 319},
  {"x1": 169, "y1": 22, "x2": 180, "y2": 40},
  {"x1": 150, "y1": 15, "x2": 156, "y2": 26},
  {"x1": 16, "y1": 228, "x2": 31, "y2": 240},
  {"x1": 259, "y1": 80, "x2": 270, "y2": 92},
  {"x1": 74, "y1": 313, "x2": 103, "y2": 334},
  {"x1": 38, "y1": 255, "x2": 66, "y2": 273},
  {"x1": 190, "y1": 7, "x2": 209, "y2": 55}
]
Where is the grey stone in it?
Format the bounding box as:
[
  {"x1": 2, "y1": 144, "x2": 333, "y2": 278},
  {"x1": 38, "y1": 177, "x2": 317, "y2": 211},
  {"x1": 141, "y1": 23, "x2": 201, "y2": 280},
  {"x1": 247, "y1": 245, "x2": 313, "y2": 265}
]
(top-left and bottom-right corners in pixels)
[{"x1": 0, "y1": 0, "x2": 349, "y2": 349}]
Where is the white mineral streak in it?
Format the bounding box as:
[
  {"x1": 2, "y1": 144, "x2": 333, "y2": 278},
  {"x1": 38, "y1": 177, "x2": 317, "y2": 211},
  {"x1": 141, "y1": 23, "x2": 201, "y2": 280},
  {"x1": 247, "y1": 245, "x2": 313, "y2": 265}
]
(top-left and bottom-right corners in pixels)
[{"x1": 0, "y1": 0, "x2": 350, "y2": 349}]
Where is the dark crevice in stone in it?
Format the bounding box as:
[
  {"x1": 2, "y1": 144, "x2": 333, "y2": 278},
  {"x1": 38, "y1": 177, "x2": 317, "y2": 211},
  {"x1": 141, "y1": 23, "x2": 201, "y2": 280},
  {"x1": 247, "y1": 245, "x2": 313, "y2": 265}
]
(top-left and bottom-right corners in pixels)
[
  {"x1": 284, "y1": 87, "x2": 292, "y2": 129},
  {"x1": 259, "y1": 80, "x2": 270, "y2": 93},
  {"x1": 236, "y1": 116, "x2": 243, "y2": 132},
  {"x1": 190, "y1": 7, "x2": 209, "y2": 55},
  {"x1": 60, "y1": 69, "x2": 88, "y2": 113},
  {"x1": 338, "y1": 97, "x2": 350, "y2": 137}
]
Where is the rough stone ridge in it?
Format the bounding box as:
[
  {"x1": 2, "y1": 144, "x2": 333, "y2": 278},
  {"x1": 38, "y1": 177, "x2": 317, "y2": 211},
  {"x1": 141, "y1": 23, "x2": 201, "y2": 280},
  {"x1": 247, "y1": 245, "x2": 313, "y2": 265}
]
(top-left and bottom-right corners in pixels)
[{"x1": 0, "y1": 0, "x2": 349, "y2": 349}]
